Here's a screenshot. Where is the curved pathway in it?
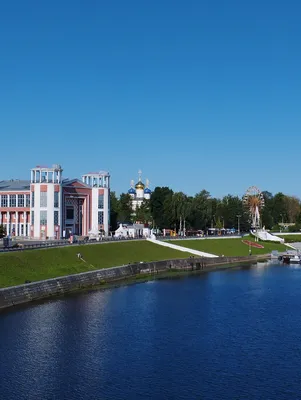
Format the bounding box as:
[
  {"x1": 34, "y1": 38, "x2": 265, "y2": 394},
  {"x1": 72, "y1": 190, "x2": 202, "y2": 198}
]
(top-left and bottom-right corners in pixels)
[{"x1": 147, "y1": 238, "x2": 218, "y2": 258}]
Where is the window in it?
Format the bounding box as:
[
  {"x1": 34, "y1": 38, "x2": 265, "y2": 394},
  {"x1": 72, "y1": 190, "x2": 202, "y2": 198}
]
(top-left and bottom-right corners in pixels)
[
  {"x1": 1, "y1": 195, "x2": 8, "y2": 207},
  {"x1": 66, "y1": 208, "x2": 74, "y2": 220},
  {"x1": 40, "y1": 210, "x2": 47, "y2": 225},
  {"x1": 18, "y1": 194, "x2": 24, "y2": 207},
  {"x1": 54, "y1": 191, "x2": 59, "y2": 207},
  {"x1": 54, "y1": 211, "x2": 59, "y2": 225},
  {"x1": 26, "y1": 194, "x2": 30, "y2": 207},
  {"x1": 98, "y1": 211, "x2": 104, "y2": 224},
  {"x1": 98, "y1": 194, "x2": 104, "y2": 209},
  {"x1": 9, "y1": 195, "x2": 16, "y2": 207},
  {"x1": 31, "y1": 211, "x2": 34, "y2": 225},
  {"x1": 40, "y1": 192, "x2": 47, "y2": 207},
  {"x1": 31, "y1": 191, "x2": 35, "y2": 207}
]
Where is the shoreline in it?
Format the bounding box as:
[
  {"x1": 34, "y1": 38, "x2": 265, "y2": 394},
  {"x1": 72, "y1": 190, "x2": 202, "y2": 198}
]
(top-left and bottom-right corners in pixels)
[{"x1": 0, "y1": 255, "x2": 269, "y2": 311}]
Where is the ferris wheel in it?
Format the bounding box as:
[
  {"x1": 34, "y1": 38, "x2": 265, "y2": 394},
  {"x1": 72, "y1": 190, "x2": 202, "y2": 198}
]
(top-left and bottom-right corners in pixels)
[{"x1": 242, "y1": 186, "x2": 265, "y2": 229}]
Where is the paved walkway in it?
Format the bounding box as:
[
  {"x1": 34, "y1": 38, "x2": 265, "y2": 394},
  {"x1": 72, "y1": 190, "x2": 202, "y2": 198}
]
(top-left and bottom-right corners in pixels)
[{"x1": 147, "y1": 238, "x2": 218, "y2": 258}]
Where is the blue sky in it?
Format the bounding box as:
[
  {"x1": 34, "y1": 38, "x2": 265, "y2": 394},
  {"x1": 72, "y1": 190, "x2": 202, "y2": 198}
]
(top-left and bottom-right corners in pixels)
[{"x1": 1, "y1": 0, "x2": 300, "y2": 198}]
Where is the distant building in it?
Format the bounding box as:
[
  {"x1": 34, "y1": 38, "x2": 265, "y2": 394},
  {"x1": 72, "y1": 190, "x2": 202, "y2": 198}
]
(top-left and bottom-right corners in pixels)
[
  {"x1": 115, "y1": 223, "x2": 151, "y2": 238},
  {"x1": 0, "y1": 164, "x2": 110, "y2": 239},
  {"x1": 128, "y1": 170, "x2": 152, "y2": 212}
]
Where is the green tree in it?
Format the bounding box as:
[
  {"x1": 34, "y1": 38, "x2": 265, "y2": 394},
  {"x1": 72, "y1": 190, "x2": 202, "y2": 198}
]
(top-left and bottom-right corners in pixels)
[
  {"x1": 118, "y1": 193, "x2": 133, "y2": 223},
  {"x1": 190, "y1": 190, "x2": 211, "y2": 230},
  {"x1": 135, "y1": 199, "x2": 152, "y2": 225},
  {"x1": 109, "y1": 191, "x2": 119, "y2": 231},
  {"x1": 149, "y1": 187, "x2": 174, "y2": 228},
  {"x1": 272, "y1": 192, "x2": 287, "y2": 224},
  {"x1": 261, "y1": 191, "x2": 274, "y2": 229},
  {"x1": 0, "y1": 224, "x2": 6, "y2": 238}
]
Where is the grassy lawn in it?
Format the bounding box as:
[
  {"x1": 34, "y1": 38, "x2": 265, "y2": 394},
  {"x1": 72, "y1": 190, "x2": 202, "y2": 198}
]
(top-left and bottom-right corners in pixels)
[
  {"x1": 276, "y1": 234, "x2": 301, "y2": 242},
  {"x1": 169, "y1": 237, "x2": 287, "y2": 257},
  {"x1": 0, "y1": 241, "x2": 192, "y2": 288}
]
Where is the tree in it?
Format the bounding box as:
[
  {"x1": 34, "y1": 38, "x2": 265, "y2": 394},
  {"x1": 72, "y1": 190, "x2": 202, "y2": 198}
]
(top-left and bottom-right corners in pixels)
[
  {"x1": 272, "y1": 192, "x2": 288, "y2": 224},
  {"x1": 109, "y1": 191, "x2": 119, "y2": 231},
  {"x1": 118, "y1": 193, "x2": 133, "y2": 223},
  {"x1": 284, "y1": 196, "x2": 301, "y2": 223},
  {"x1": 149, "y1": 187, "x2": 174, "y2": 229},
  {"x1": 0, "y1": 224, "x2": 6, "y2": 238},
  {"x1": 190, "y1": 190, "x2": 211, "y2": 230},
  {"x1": 135, "y1": 199, "x2": 152, "y2": 225},
  {"x1": 261, "y1": 191, "x2": 274, "y2": 229}
]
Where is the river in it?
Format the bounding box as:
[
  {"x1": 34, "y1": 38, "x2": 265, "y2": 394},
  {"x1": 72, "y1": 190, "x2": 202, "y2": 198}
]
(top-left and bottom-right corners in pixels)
[{"x1": 1, "y1": 262, "x2": 301, "y2": 399}]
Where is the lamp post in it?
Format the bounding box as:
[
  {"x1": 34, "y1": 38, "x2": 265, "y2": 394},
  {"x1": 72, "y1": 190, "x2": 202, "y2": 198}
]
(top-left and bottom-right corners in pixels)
[
  {"x1": 237, "y1": 214, "x2": 241, "y2": 235},
  {"x1": 280, "y1": 213, "x2": 283, "y2": 232}
]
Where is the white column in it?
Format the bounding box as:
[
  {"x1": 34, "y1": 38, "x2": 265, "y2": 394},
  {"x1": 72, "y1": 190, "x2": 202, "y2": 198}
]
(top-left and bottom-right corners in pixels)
[
  {"x1": 33, "y1": 184, "x2": 41, "y2": 238},
  {"x1": 47, "y1": 184, "x2": 54, "y2": 238},
  {"x1": 16, "y1": 211, "x2": 19, "y2": 236},
  {"x1": 92, "y1": 187, "x2": 98, "y2": 233},
  {"x1": 103, "y1": 188, "x2": 109, "y2": 236},
  {"x1": 7, "y1": 212, "x2": 9, "y2": 235},
  {"x1": 23, "y1": 212, "x2": 26, "y2": 236}
]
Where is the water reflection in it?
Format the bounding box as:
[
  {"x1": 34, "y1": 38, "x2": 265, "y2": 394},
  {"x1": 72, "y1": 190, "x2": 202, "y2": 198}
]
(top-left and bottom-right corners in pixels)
[{"x1": 2, "y1": 263, "x2": 301, "y2": 399}]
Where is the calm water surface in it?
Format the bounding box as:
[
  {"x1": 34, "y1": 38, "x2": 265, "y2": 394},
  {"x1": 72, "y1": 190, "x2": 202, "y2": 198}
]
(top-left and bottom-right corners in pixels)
[{"x1": 1, "y1": 262, "x2": 301, "y2": 399}]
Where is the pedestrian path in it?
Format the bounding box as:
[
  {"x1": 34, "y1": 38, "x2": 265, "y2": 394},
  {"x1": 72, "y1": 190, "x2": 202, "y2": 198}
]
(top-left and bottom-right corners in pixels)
[{"x1": 147, "y1": 238, "x2": 218, "y2": 258}]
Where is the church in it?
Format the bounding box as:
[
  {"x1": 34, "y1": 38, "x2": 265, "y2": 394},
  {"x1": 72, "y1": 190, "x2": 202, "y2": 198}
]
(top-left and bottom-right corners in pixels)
[{"x1": 128, "y1": 171, "x2": 152, "y2": 211}]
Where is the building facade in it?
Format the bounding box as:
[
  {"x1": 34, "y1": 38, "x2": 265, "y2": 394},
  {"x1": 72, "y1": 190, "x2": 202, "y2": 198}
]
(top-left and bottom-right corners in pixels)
[
  {"x1": 0, "y1": 164, "x2": 110, "y2": 239},
  {"x1": 128, "y1": 170, "x2": 152, "y2": 211}
]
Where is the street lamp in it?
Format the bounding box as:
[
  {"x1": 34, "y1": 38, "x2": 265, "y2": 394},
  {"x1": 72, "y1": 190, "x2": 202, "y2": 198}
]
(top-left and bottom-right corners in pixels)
[{"x1": 236, "y1": 214, "x2": 241, "y2": 235}]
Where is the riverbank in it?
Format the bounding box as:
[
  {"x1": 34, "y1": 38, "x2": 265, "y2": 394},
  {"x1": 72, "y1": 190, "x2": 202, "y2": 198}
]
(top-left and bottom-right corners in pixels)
[
  {"x1": 0, "y1": 254, "x2": 268, "y2": 310},
  {"x1": 0, "y1": 240, "x2": 192, "y2": 288},
  {"x1": 168, "y1": 237, "x2": 286, "y2": 256}
]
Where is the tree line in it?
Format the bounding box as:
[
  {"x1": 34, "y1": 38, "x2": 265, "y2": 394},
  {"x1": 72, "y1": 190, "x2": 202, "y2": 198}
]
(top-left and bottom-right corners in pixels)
[{"x1": 110, "y1": 189, "x2": 301, "y2": 233}]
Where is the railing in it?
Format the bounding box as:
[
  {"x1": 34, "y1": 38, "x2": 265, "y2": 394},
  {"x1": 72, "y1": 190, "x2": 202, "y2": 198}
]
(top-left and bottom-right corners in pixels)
[{"x1": 0, "y1": 236, "x2": 145, "y2": 253}]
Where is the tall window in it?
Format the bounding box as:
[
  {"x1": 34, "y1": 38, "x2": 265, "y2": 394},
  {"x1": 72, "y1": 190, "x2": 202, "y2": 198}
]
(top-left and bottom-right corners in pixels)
[
  {"x1": 54, "y1": 191, "x2": 59, "y2": 207},
  {"x1": 54, "y1": 211, "x2": 59, "y2": 225},
  {"x1": 9, "y1": 195, "x2": 16, "y2": 207},
  {"x1": 31, "y1": 211, "x2": 34, "y2": 225},
  {"x1": 31, "y1": 191, "x2": 35, "y2": 207},
  {"x1": 1, "y1": 195, "x2": 8, "y2": 207},
  {"x1": 26, "y1": 194, "x2": 30, "y2": 207},
  {"x1": 18, "y1": 194, "x2": 24, "y2": 207},
  {"x1": 98, "y1": 211, "x2": 104, "y2": 224},
  {"x1": 98, "y1": 194, "x2": 104, "y2": 208},
  {"x1": 40, "y1": 210, "x2": 47, "y2": 225},
  {"x1": 40, "y1": 192, "x2": 47, "y2": 207}
]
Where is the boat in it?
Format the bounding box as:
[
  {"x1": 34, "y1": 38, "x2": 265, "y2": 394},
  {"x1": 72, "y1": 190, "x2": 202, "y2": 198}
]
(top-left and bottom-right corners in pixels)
[
  {"x1": 282, "y1": 254, "x2": 301, "y2": 264},
  {"x1": 289, "y1": 255, "x2": 301, "y2": 264}
]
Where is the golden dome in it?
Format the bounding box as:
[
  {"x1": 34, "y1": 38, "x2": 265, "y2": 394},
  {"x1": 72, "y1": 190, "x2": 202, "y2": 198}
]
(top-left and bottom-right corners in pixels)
[{"x1": 135, "y1": 181, "x2": 145, "y2": 189}]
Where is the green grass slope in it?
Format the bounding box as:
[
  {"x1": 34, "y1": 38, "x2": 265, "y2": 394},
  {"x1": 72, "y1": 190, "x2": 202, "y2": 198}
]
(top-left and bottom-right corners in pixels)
[
  {"x1": 169, "y1": 237, "x2": 287, "y2": 257},
  {"x1": 277, "y1": 234, "x2": 301, "y2": 243},
  {"x1": 0, "y1": 241, "x2": 191, "y2": 288}
]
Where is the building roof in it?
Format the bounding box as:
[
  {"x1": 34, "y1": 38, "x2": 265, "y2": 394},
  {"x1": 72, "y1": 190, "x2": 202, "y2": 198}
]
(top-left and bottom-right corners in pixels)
[
  {"x1": 0, "y1": 180, "x2": 30, "y2": 192},
  {"x1": 128, "y1": 188, "x2": 136, "y2": 194},
  {"x1": 135, "y1": 181, "x2": 145, "y2": 189},
  {"x1": 144, "y1": 188, "x2": 152, "y2": 194}
]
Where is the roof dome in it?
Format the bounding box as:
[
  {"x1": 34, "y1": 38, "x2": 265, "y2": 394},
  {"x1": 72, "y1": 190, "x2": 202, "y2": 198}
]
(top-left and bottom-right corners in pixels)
[
  {"x1": 135, "y1": 181, "x2": 145, "y2": 189},
  {"x1": 128, "y1": 188, "x2": 136, "y2": 194},
  {"x1": 144, "y1": 188, "x2": 152, "y2": 194}
]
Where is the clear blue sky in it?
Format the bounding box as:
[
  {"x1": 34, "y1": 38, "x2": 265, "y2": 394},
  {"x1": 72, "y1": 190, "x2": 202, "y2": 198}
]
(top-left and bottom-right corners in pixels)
[{"x1": 1, "y1": 0, "x2": 300, "y2": 198}]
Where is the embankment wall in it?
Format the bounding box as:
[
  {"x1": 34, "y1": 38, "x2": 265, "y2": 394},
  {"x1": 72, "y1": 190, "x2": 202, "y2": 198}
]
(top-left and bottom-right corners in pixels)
[{"x1": 0, "y1": 255, "x2": 265, "y2": 310}]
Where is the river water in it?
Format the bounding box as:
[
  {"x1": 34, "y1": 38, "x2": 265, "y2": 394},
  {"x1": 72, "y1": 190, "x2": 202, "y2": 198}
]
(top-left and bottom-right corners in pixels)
[{"x1": 1, "y1": 262, "x2": 301, "y2": 399}]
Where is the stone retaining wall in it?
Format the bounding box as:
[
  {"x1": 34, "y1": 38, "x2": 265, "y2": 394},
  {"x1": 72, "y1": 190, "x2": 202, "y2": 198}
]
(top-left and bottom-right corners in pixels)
[{"x1": 0, "y1": 255, "x2": 264, "y2": 310}]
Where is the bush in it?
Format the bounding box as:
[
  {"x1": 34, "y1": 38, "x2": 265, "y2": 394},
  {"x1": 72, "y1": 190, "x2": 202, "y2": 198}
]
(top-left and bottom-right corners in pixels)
[
  {"x1": 0, "y1": 224, "x2": 6, "y2": 239},
  {"x1": 288, "y1": 224, "x2": 301, "y2": 233}
]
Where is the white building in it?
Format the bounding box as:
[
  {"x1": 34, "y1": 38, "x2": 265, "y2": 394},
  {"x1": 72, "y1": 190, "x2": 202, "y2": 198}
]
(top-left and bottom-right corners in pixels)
[
  {"x1": 115, "y1": 223, "x2": 151, "y2": 238},
  {"x1": 128, "y1": 170, "x2": 152, "y2": 211},
  {"x1": 0, "y1": 164, "x2": 111, "y2": 239}
]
